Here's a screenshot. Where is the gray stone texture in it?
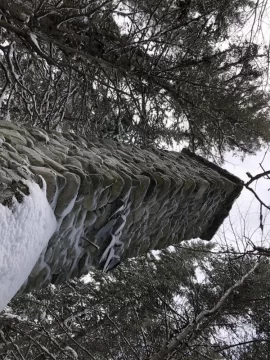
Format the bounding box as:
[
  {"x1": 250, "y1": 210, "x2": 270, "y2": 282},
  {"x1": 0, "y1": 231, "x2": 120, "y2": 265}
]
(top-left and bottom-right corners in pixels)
[{"x1": 0, "y1": 121, "x2": 243, "y2": 292}]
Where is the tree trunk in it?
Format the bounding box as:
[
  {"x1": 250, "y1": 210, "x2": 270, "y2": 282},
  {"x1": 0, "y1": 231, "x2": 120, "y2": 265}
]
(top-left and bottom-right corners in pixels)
[{"x1": 0, "y1": 121, "x2": 243, "y2": 292}]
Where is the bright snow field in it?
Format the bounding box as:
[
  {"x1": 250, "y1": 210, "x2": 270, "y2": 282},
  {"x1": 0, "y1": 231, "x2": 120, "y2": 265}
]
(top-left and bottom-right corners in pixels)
[{"x1": 0, "y1": 178, "x2": 57, "y2": 311}]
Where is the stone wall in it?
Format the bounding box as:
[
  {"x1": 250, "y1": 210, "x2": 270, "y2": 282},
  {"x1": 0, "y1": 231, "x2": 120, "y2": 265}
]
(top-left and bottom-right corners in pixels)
[{"x1": 0, "y1": 121, "x2": 243, "y2": 292}]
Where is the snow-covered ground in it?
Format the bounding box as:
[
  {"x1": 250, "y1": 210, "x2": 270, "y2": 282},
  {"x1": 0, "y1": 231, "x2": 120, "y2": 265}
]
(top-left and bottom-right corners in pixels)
[{"x1": 0, "y1": 178, "x2": 57, "y2": 311}]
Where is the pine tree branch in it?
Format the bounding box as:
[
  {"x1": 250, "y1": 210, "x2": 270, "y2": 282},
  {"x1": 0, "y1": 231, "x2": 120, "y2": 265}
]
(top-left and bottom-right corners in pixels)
[
  {"x1": 147, "y1": 261, "x2": 260, "y2": 360},
  {"x1": 214, "y1": 338, "x2": 270, "y2": 352},
  {"x1": 245, "y1": 170, "x2": 270, "y2": 186}
]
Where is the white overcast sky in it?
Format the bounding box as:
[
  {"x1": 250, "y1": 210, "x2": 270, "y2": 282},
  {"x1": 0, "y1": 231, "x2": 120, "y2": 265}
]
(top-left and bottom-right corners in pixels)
[
  {"x1": 217, "y1": 1, "x2": 270, "y2": 249},
  {"x1": 221, "y1": 150, "x2": 270, "y2": 248}
]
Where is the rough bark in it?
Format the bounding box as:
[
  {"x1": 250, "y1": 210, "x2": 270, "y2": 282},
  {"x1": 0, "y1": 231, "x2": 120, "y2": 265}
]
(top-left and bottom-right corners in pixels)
[{"x1": 0, "y1": 121, "x2": 243, "y2": 292}]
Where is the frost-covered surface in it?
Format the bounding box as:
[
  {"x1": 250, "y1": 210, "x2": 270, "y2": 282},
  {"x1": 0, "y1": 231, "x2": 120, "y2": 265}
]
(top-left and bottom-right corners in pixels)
[
  {"x1": 0, "y1": 120, "x2": 242, "y2": 293},
  {"x1": 0, "y1": 179, "x2": 56, "y2": 311}
]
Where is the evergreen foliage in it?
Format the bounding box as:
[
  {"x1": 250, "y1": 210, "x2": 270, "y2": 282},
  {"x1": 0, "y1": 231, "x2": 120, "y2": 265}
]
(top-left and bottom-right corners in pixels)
[
  {"x1": 1, "y1": 1, "x2": 270, "y2": 359},
  {"x1": 2, "y1": 242, "x2": 270, "y2": 359},
  {"x1": 0, "y1": 0, "x2": 270, "y2": 158}
]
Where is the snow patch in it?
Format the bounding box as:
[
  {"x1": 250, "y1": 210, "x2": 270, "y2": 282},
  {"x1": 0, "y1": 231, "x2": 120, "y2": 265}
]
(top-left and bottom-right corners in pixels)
[
  {"x1": 29, "y1": 33, "x2": 41, "y2": 51},
  {"x1": 0, "y1": 179, "x2": 57, "y2": 311},
  {"x1": 65, "y1": 346, "x2": 78, "y2": 359}
]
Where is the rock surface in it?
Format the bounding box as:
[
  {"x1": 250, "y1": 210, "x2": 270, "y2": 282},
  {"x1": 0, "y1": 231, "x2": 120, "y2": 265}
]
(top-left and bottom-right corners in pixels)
[{"x1": 0, "y1": 121, "x2": 243, "y2": 292}]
